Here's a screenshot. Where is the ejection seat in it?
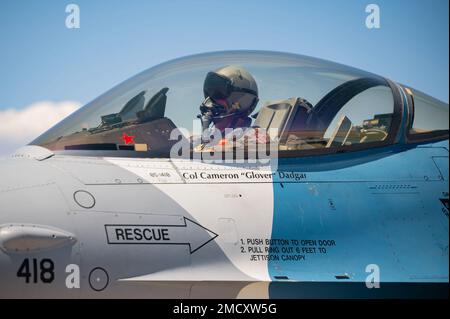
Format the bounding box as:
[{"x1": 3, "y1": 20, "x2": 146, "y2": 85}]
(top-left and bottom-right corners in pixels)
[{"x1": 254, "y1": 97, "x2": 320, "y2": 150}]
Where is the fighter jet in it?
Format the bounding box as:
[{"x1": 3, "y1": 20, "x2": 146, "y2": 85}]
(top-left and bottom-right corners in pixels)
[{"x1": 0, "y1": 51, "x2": 448, "y2": 298}]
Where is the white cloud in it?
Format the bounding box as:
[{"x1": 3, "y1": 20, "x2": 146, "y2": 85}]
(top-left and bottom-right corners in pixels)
[{"x1": 0, "y1": 101, "x2": 81, "y2": 155}]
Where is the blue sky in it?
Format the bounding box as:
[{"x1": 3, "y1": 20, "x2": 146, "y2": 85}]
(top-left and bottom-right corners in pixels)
[{"x1": 0, "y1": 0, "x2": 448, "y2": 110}]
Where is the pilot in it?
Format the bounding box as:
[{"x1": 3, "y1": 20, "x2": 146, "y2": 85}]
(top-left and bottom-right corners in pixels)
[{"x1": 198, "y1": 65, "x2": 259, "y2": 136}]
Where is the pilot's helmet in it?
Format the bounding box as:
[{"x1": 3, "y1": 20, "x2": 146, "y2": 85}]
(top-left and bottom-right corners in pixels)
[{"x1": 201, "y1": 65, "x2": 259, "y2": 120}]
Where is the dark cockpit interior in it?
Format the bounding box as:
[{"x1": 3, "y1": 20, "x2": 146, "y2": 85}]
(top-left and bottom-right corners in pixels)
[{"x1": 38, "y1": 76, "x2": 394, "y2": 157}]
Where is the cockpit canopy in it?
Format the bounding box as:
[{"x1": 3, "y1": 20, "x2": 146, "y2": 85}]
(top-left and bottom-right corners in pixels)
[{"x1": 31, "y1": 51, "x2": 449, "y2": 158}]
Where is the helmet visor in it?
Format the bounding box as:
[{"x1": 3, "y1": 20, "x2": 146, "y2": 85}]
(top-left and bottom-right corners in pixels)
[{"x1": 203, "y1": 72, "x2": 232, "y2": 100}]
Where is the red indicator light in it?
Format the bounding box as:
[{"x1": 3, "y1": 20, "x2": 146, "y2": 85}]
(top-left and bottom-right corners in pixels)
[{"x1": 121, "y1": 133, "x2": 135, "y2": 145}]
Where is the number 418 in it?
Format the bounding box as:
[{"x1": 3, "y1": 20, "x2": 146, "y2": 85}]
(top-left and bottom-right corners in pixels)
[{"x1": 17, "y1": 258, "x2": 55, "y2": 284}]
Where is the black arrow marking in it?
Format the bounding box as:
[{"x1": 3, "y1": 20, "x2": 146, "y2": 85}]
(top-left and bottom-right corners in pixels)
[{"x1": 104, "y1": 217, "x2": 218, "y2": 254}]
